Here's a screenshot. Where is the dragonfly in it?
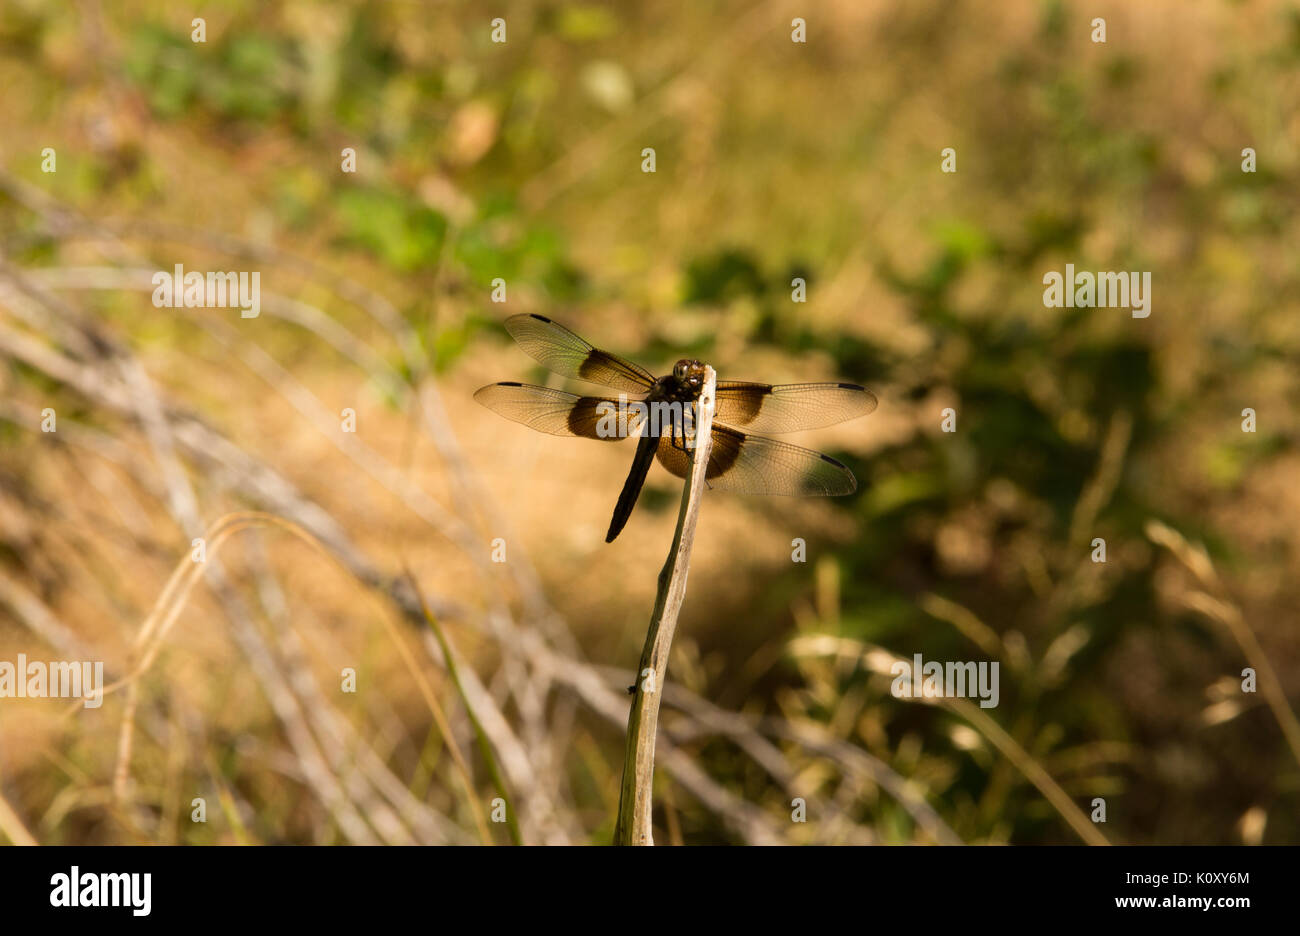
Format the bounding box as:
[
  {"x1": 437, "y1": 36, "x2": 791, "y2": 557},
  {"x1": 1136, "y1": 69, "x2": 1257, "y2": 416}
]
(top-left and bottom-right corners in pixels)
[{"x1": 474, "y1": 314, "x2": 878, "y2": 542}]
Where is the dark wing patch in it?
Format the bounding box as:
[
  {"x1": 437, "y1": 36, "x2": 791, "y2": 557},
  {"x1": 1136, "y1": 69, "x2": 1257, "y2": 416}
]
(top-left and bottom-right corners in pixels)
[
  {"x1": 474, "y1": 383, "x2": 644, "y2": 440},
  {"x1": 654, "y1": 423, "x2": 857, "y2": 496},
  {"x1": 714, "y1": 381, "x2": 878, "y2": 433}
]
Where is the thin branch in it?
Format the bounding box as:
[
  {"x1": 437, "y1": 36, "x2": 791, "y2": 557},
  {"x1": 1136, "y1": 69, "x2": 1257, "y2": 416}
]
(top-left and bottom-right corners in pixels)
[
  {"x1": 1147, "y1": 519, "x2": 1300, "y2": 769},
  {"x1": 408, "y1": 571, "x2": 523, "y2": 846},
  {"x1": 0, "y1": 791, "x2": 38, "y2": 846},
  {"x1": 613, "y1": 368, "x2": 717, "y2": 846}
]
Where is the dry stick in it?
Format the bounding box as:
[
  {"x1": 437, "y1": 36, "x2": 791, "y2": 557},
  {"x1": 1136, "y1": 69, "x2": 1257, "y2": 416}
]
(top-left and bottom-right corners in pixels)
[
  {"x1": 76, "y1": 511, "x2": 486, "y2": 843},
  {"x1": 0, "y1": 792, "x2": 38, "y2": 846},
  {"x1": 1146, "y1": 520, "x2": 1300, "y2": 769},
  {"x1": 613, "y1": 368, "x2": 717, "y2": 846},
  {"x1": 407, "y1": 570, "x2": 524, "y2": 846}
]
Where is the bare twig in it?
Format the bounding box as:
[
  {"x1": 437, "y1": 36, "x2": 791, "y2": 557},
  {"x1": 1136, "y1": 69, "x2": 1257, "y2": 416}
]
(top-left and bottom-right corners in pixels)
[
  {"x1": 0, "y1": 792, "x2": 38, "y2": 846},
  {"x1": 613, "y1": 368, "x2": 717, "y2": 846},
  {"x1": 1146, "y1": 519, "x2": 1300, "y2": 769},
  {"x1": 408, "y1": 571, "x2": 523, "y2": 846}
]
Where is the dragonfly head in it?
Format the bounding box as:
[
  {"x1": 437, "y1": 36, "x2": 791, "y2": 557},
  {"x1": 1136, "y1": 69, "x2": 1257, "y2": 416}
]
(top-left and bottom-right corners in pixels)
[{"x1": 672, "y1": 359, "x2": 706, "y2": 394}]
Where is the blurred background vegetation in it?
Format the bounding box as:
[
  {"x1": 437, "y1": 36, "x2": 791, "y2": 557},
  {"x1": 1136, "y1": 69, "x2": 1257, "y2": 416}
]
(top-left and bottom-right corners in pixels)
[{"x1": 0, "y1": 0, "x2": 1298, "y2": 845}]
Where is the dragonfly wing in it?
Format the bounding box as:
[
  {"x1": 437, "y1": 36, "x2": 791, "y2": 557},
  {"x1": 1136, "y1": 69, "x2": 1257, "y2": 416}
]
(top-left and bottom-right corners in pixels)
[
  {"x1": 503, "y1": 314, "x2": 656, "y2": 393},
  {"x1": 714, "y1": 381, "x2": 878, "y2": 433},
  {"x1": 655, "y1": 422, "x2": 857, "y2": 496},
  {"x1": 474, "y1": 383, "x2": 645, "y2": 440}
]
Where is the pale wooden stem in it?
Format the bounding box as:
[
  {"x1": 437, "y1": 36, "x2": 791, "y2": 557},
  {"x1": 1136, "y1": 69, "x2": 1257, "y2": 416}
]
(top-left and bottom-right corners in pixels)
[{"x1": 613, "y1": 367, "x2": 717, "y2": 845}]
